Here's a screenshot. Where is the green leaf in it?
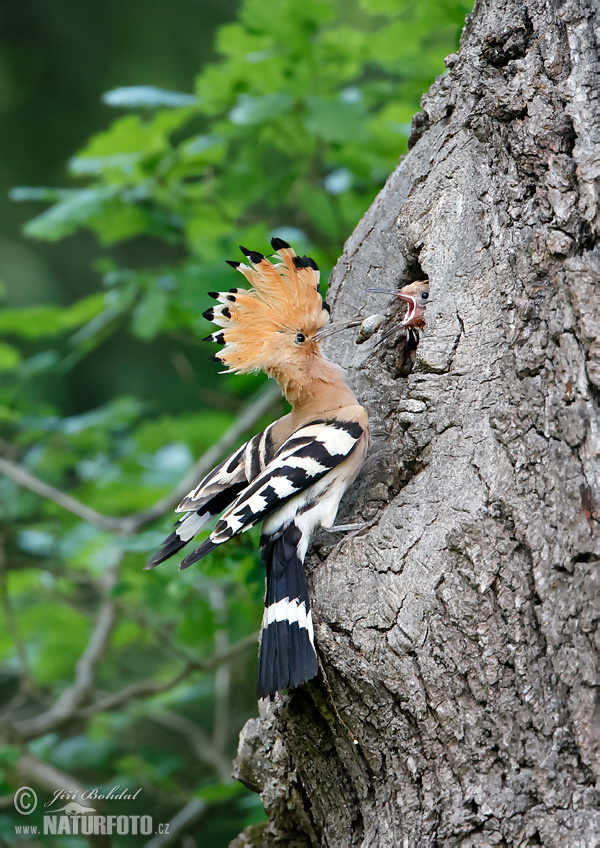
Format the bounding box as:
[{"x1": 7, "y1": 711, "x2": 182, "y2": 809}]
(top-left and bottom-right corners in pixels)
[
  {"x1": 0, "y1": 406, "x2": 20, "y2": 422},
  {"x1": 87, "y1": 201, "x2": 151, "y2": 244},
  {"x1": 135, "y1": 409, "x2": 234, "y2": 454},
  {"x1": 0, "y1": 295, "x2": 105, "y2": 339},
  {"x1": 23, "y1": 188, "x2": 116, "y2": 241},
  {"x1": 102, "y1": 86, "x2": 197, "y2": 109},
  {"x1": 10, "y1": 186, "x2": 67, "y2": 203},
  {"x1": 74, "y1": 111, "x2": 192, "y2": 165},
  {"x1": 0, "y1": 305, "x2": 63, "y2": 337},
  {"x1": 229, "y1": 92, "x2": 294, "y2": 126},
  {"x1": 195, "y1": 781, "x2": 245, "y2": 803},
  {"x1": 0, "y1": 343, "x2": 21, "y2": 371},
  {"x1": 304, "y1": 96, "x2": 368, "y2": 142},
  {"x1": 358, "y1": 0, "x2": 403, "y2": 12},
  {"x1": 179, "y1": 133, "x2": 222, "y2": 157},
  {"x1": 131, "y1": 287, "x2": 169, "y2": 339},
  {"x1": 64, "y1": 294, "x2": 107, "y2": 326},
  {"x1": 217, "y1": 23, "x2": 271, "y2": 58},
  {"x1": 68, "y1": 153, "x2": 141, "y2": 177},
  {"x1": 240, "y1": 0, "x2": 335, "y2": 33}
]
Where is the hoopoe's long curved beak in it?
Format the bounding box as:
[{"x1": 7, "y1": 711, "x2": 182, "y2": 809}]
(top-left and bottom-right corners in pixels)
[{"x1": 314, "y1": 319, "x2": 363, "y2": 341}]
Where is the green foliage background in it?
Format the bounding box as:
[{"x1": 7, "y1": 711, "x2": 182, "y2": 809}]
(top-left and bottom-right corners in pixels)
[{"x1": 0, "y1": 0, "x2": 471, "y2": 844}]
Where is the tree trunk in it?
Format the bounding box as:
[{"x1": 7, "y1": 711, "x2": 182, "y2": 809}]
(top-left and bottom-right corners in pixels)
[{"x1": 232, "y1": 0, "x2": 599, "y2": 844}]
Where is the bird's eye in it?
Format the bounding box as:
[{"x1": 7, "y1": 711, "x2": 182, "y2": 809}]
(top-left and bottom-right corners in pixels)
[
  {"x1": 295, "y1": 333, "x2": 306, "y2": 344},
  {"x1": 421, "y1": 291, "x2": 429, "y2": 300}
]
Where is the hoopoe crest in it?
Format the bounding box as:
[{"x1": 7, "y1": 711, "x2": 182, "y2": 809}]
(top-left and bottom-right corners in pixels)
[
  {"x1": 148, "y1": 238, "x2": 370, "y2": 699},
  {"x1": 202, "y1": 241, "x2": 333, "y2": 405}
]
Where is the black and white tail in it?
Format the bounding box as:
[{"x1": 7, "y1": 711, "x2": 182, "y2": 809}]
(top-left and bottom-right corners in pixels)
[{"x1": 257, "y1": 523, "x2": 318, "y2": 699}]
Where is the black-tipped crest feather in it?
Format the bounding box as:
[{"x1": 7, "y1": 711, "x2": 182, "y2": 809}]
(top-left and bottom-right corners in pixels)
[{"x1": 293, "y1": 255, "x2": 318, "y2": 270}]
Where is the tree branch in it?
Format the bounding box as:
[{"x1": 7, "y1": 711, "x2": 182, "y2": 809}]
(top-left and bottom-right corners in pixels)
[
  {"x1": 153, "y1": 709, "x2": 232, "y2": 781},
  {"x1": 14, "y1": 753, "x2": 86, "y2": 801},
  {"x1": 11, "y1": 600, "x2": 116, "y2": 739},
  {"x1": 74, "y1": 665, "x2": 194, "y2": 719},
  {"x1": 144, "y1": 799, "x2": 208, "y2": 848},
  {"x1": 73, "y1": 631, "x2": 257, "y2": 720},
  {"x1": 0, "y1": 457, "x2": 126, "y2": 533},
  {"x1": 0, "y1": 383, "x2": 281, "y2": 536}
]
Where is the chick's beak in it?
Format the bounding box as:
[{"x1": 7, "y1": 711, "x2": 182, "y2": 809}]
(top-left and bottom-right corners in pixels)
[
  {"x1": 366, "y1": 288, "x2": 416, "y2": 304},
  {"x1": 399, "y1": 292, "x2": 426, "y2": 325},
  {"x1": 395, "y1": 291, "x2": 417, "y2": 306}
]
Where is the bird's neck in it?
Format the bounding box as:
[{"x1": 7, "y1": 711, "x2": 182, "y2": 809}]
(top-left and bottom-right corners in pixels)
[{"x1": 267, "y1": 355, "x2": 358, "y2": 420}]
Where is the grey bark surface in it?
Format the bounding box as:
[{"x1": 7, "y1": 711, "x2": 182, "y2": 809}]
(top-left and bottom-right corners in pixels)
[{"x1": 232, "y1": 0, "x2": 599, "y2": 845}]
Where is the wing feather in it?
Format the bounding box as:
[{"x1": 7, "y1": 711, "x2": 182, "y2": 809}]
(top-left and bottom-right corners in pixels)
[
  {"x1": 176, "y1": 422, "x2": 276, "y2": 513},
  {"x1": 147, "y1": 422, "x2": 278, "y2": 568},
  {"x1": 178, "y1": 418, "x2": 364, "y2": 568}
]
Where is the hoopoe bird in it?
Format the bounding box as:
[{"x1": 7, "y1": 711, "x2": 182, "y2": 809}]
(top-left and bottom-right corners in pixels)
[
  {"x1": 147, "y1": 238, "x2": 369, "y2": 699},
  {"x1": 363, "y1": 279, "x2": 430, "y2": 346},
  {"x1": 363, "y1": 280, "x2": 430, "y2": 377}
]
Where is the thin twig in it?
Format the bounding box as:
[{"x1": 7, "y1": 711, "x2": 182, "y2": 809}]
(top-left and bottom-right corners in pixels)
[
  {"x1": 154, "y1": 709, "x2": 232, "y2": 781},
  {"x1": 12, "y1": 601, "x2": 116, "y2": 739},
  {"x1": 75, "y1": 632, "x2": 258, "y2": 721},
  {"x1": 75, "y1": 665, "x2": 194, "y2": 719},
  {"x1": 189, "y1": 630, "x2": 258, "y2": 670},
  {"x1": 118, "y1": 601, "x2": 258, "y2": 672},
  {"x1": 0, "y1": 457, "x2": 126, "y2": 533},
  {"x1": 144, "y1": 798, "x2": 208, "y2": 848}
]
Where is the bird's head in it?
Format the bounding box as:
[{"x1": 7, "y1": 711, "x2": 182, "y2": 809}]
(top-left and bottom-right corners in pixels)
[
  {"x1": 203, "y1": 239, "x2": 331, "y2": 378},
  {"x1": 367, "y1": 279, "x2": 430, "y2": 326}
]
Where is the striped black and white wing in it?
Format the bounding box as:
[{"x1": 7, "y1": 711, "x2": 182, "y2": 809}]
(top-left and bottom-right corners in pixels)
[
  {"x1": 179, "y1": 418, "x2": 365, "y2": 568},
  {"x1": 147, "y1": 422, "x2": 277, "y2": 567}
]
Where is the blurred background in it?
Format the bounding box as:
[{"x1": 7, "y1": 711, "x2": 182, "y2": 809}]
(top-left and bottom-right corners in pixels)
[{"x1": 0, "y1": 0, "x2": 471, "y2": 844}]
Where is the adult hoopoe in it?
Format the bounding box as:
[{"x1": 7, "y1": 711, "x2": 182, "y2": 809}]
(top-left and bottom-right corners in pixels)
[{"x1": 147, "y1": 238, "x2": 370, "y2": 699}]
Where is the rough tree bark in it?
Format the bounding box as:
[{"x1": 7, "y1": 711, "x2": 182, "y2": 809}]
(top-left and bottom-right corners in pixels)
[{"x1": 232, "y1": 0, "x2": 599, "y2": 844}]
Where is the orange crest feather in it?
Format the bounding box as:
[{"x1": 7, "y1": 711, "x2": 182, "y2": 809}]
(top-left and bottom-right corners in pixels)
[{"x1": 203, "y1": 240, "x2": 329, "y2": 374}]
